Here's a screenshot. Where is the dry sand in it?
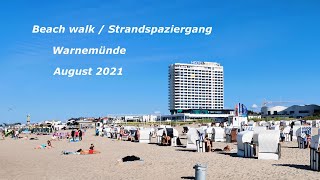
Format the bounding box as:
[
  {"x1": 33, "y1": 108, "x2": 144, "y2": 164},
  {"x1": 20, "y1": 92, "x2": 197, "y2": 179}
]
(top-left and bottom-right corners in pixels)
[{"x1": 0, "y1": 127, "x2": 319, "y2": 180}]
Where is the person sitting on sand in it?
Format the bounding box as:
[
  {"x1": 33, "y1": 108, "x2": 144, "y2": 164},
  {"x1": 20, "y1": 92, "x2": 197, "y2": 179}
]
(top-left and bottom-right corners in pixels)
[
  {"x1": 83, "y1": 144, "x2": 100, "y2": 154},
  {"x1": 90, "y1": 144, "x2": 94, "y2": 150},
  {"x1": 47, "y1": 140, "x2": 52, "y2": 147},
  {"x1": 161, "y1": 131, "x2": 171, "y2": 145},
  {"x1": 223, "y1": 145, "x2": 232, "y2": 152}
]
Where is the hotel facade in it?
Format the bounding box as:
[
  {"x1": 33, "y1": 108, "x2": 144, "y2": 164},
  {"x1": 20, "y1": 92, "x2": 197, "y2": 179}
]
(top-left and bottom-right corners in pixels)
[{"x1": 168, "y1": 61, "x2": 224, "y2": 116}]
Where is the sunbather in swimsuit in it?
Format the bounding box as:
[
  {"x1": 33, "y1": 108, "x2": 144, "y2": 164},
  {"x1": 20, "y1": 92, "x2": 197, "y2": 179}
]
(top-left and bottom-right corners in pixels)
[
  {"x1": 306, "y1": 134, "x2": 311, "y2": 148},
  {"x1": 35, "y1": 140, "x2": 52, "y2": 149},
  {"x1": 62, "y1": 149, "x2": 82, "y2": 155},
  {"x1": 80, "y1": 150, "x2": 101, "y2": 155}
]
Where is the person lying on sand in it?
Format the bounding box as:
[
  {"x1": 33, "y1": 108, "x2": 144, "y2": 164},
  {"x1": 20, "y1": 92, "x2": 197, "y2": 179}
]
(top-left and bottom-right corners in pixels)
[
  {"x1": 62, "y1": 149, "x2": 82, "y2": 155},
  {"x1": 62, "y1": 148, "x2": 100, "y2": 155},
  {"x1": 34, "y1": 140, "x2": 52, "y2": 149},
  {"x1": 80, "y1": 150, "x2": 101, "y2": 155}
]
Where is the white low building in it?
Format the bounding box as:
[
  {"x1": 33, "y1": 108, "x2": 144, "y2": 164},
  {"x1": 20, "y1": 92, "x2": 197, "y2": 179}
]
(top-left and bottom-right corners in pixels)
[
  {"x1": 261, "y1": 104, "x2": 320, "y2": 118},
  {"x1": 141, "y1": 115, "x2": 157, "y2": 122}
]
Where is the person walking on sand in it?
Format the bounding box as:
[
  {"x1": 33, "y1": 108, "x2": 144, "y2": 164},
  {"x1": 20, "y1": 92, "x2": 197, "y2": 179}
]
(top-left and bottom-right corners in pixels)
[
  {"x1": 290, "y1": 121, "x2": 294, "y2": 141},
  {"x1": 75, "y1": 130, "x2": 79, "y2": 140},
  {"x1": 14, "y1": 129, "x2": 19, "y2": 140},
  {"x1": 71, "y1": 129, "x2": 75, "y2": 141},
  {"x1": 1, "y1": 130, "x2": 5, "y2": 140},
  {"x1": 11, "y1": 129, "x2": 15, "y2": 138},
  {"x1": 78, "y1": 129, "x2": 83, "y2": 141}
]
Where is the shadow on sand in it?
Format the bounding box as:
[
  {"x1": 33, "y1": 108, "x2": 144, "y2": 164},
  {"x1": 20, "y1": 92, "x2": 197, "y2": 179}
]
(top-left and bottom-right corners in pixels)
[
  {"x1": 176, "y1": 145, "x2": 186, "y2": 148},
  {"x1": 219, "y1": 152, "x2": 259, "y2": 159},
  {"x1": 148, "y1": 143, "x2": 158, "y2": 145},
  {"x1": 273, "y1": 164, "x2": 313, "y2": 171},
  {"x1": 181, "y1": 176, "x2": 195, "y2": 179},
  {"x1": 218, "y1": 152, "x2": 239, "y2": 157},
  {"x1": 176, "y1": 149, "x2": 197, "y2": 152},
  {"x1": 284, "y1": 146, "x2": 299, "y2": 149}
]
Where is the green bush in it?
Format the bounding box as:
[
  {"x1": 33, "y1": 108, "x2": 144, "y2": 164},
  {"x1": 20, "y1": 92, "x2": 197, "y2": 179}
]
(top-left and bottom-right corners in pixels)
[{"x1": 302, "y1": 116, "x2": 320, "y2": 120}]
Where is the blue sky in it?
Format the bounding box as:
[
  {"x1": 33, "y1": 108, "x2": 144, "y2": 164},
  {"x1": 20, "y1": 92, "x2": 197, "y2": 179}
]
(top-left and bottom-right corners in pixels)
[{"x1": 1, "y1": 0, "x2": 320, "y2": 123}]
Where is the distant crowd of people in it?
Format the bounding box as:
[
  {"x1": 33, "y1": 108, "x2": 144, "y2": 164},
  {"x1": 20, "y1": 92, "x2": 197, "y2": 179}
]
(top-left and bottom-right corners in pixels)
[
  {"x1": 71, "y1": 129, "x2": 83, "y2": 141},
  {"x1": 52, "y1": 129, "x2": 84, "y2": 141}
]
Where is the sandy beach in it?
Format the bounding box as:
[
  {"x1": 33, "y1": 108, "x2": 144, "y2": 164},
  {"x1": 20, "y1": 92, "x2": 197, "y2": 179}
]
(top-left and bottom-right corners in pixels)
[{"x1": 0, "y1": 127, "x2": 319, "y2": 180}]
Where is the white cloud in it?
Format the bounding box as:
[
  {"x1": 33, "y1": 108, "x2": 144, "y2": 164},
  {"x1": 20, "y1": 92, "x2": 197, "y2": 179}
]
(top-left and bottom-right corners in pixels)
[{"x1": 252, "y1": 104, "x2": 258, "y2": 109}]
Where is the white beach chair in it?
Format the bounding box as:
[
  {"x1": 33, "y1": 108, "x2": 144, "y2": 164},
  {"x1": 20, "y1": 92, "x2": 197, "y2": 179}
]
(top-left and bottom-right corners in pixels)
[
  {"x1": 200, "y1": 126, "x2": 208, "y2": 131},
  {"x1": 292, "y1": 125, "x2": 302, "y2": 140},
  {"x1": 306, "y1": 120, "x2": 313, "y2": 125},
  {"x1": 252, "y1": 126, "x2": 268, "y2": 144},
  {"x1": 310, "y1": 135, "x2": 320, "y2": 171},
  {"x1": 258, "y1": 121, "x2": 266, "y2": 126},
  {"x1": 270, "y1": 125, "x2": 280, "y2": 130},
  {"x1": 149, "y1": 128, "x2": 155, "y2": 137},
  {"x1": 105, "y1": 128, "x2": 111, "y2": 138},
  {"x1": 186, "y1": 128, "x2": 200, "y2": 150},
  {"x1": 294, "y1": 121, "x2": 302, "y2": 126},
  {"x1": 205, "y1": 127, "x2": 213, "y2": 140},
  {"x1": 242, "y1": 126, "x2": 254, "y2": 131},
  {"x1": 163, "y1": 128, "x2": 178, "y2": 146},
  {"x1": 171, "y1": 128, "x2": 179, "y2": 147},
  {"x1": 212, "y1": 127, "x2": 225, "y2": 142},
  {"x1": 225, "y1": 127, "x2": 238, "y2": 143},
  {"x1": 225, "y1": 127, "x2": 232, "y2": 143},
  {"x1": 297, "y1": 126, "x2": 312, "y2": 149},
  {"x1": 156, "y1": 129, "x2": 164, "y2": 145},
  {"x1": 316, "y1": 120, "x2": 320, "y2": 128},
  {"x1": 248, "y1": 121, "x2": 256, "y2": 127},
  {"x1": 196, "y1": 139, "x2": 205, "y2": 152},
  {"x1": 160, "y1": 125, "x2": 171, "y2": 128},
  {"x1": 139, "y1": 129, "x2": 151, "y2": 143},
  {"x1": 312, "y1": 121, "x2": 319, "y2": 128},
  {"x1": 283, "y1": 126, "x2": 291, "y2": 142},
  {"x1": 257, "y1": 130, "x2": 281, "y2": 160},
  {"x1": 237, "y1": 131, "x2": 254, "y2": 158}
]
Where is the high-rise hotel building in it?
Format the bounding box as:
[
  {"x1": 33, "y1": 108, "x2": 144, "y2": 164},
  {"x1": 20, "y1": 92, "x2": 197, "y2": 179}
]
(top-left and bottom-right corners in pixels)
[{"x1": 168, "y1": 61, "x2": 224, "y2": 115}]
